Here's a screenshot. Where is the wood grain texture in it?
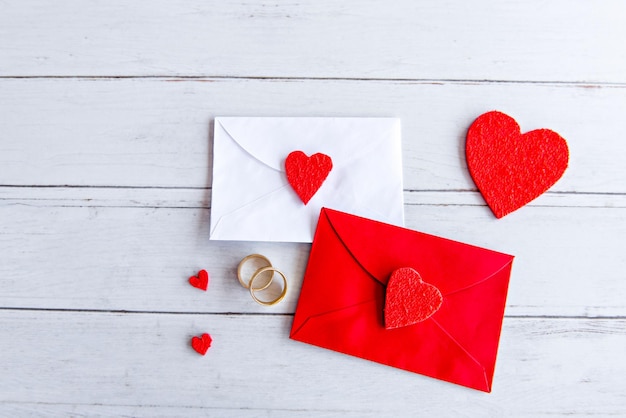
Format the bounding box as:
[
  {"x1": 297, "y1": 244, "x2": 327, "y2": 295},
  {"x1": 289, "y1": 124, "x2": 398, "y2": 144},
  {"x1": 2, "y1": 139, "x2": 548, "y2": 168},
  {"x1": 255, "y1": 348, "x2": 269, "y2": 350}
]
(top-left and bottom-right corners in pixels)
[
  {"x1": 0, "y1": 311, "x2": 624, "y2": 416},
  {"x1": 2, "y1": 78, "x2": 626, "y2": 192},
  {"x1": 1, "y1": 0, "x2": 625, "y2": 82},
  {"x1": 1, "y1": 197, "x2": 624, "y2": 317},
  {"x1": 2, "y1": 0, "x2": 625, "y2": 415}
]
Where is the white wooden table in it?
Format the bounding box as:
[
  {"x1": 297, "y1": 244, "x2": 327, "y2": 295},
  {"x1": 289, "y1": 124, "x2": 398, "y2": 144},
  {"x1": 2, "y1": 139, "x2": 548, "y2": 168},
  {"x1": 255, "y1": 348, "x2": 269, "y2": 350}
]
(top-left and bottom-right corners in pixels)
[{"x1": 1, "y1": 1, "x2": 625, "y2": 416}]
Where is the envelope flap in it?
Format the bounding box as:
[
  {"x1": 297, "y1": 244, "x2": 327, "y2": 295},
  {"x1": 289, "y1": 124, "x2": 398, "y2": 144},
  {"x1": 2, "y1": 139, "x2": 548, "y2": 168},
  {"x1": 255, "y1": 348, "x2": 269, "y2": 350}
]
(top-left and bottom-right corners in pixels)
[
  {"x1": 216, "y1": 117, "x2": 400, "y2": 171},
  {"x1": 323, "y1": 208, "x2": 514, "y2": 295},
  {"x1": 291, "y1": 207, "x2": 384, "y2": 334},
  {"x1": 291, "y1": 299, "x2": 496, "y2": 391}
]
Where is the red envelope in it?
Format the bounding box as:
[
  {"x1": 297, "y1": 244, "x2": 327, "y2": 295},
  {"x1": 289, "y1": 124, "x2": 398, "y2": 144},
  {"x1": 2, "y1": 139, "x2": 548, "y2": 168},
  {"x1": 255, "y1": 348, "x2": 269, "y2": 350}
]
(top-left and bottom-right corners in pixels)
[{"x1": 290, "y1": 208, "x2": 514, "y2": 392}]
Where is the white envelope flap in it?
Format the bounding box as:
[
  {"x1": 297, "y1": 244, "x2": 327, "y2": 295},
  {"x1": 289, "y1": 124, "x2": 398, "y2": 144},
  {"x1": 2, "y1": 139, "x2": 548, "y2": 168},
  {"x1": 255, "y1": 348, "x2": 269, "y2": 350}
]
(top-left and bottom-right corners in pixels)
[{"x1": 216, "y1": 117, "x2": 400, "y2": 171}]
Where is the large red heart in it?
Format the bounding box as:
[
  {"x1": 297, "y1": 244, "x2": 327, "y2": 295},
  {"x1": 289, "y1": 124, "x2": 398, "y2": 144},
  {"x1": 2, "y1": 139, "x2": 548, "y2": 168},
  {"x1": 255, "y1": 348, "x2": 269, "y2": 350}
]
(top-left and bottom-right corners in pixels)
[
  {"x1": 285, "y1": 151, "x2": 333, "y2": 205},
  {"x1": 189, "y1": 269, "x2": 209, "y2": 291},
  {"x1": 191, "y1": 333, "x2": 212, "y2": 355},
  {"x1": 466, "y1": 111, "x2": 569, "y2": 218},
  {"x1": 384, "y1": 267, "x2": 443, "y2": 330}
]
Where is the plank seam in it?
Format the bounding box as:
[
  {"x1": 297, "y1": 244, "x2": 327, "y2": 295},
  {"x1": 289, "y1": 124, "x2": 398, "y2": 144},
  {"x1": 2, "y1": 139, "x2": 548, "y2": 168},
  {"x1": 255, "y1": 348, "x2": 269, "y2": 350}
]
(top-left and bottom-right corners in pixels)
[
  {"x1": 0, "y1": 307, "x2": 623, "y2": 320},
  {"x1": 0, "y1": 399, "x2": 383, "y2": 414},
  {"x1": 2, "y1": 185, "x2": 626, "y2": 197},
  {"x1": 0, "y1": 75, "x2": 625, "y2": 88}
]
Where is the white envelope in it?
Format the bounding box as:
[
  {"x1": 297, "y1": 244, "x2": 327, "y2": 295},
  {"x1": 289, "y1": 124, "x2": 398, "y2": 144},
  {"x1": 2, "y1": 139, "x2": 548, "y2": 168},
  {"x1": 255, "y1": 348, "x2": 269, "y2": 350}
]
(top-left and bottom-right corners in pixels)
[{"x1": 210, "y1": 117, "x2": 404, "y2": 243}]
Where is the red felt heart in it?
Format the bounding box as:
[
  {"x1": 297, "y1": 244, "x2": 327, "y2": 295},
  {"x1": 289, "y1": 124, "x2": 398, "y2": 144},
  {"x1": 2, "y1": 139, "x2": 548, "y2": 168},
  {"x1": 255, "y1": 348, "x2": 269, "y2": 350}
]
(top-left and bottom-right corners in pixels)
[
  {"x1": 466, "y1": 111, "x2": 569, "y2": 218},
  {"x1": 191, "y1": 333, "x2": 212, "y2": 355},
  {"x1": 384, "y1": 267, "x2": 443, "y2": 330},
  {"x1": 285, "y1": 151, "x2": 333, "y2": 205},
  {"x1": 189, "y1": 269, "x2": 209, "y2": 291}
]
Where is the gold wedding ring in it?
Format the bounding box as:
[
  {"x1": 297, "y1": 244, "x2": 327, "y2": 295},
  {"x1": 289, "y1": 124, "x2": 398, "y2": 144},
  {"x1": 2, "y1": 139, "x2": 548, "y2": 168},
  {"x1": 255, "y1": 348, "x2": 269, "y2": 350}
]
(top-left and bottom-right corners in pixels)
[
  {"x1": 248, "y1": 266, "x2": 288, "y2": 306},
  {"x1": 237, "y1": 254, "x2": 274, "y2": 290},
  {"x1": 237, "y1": 254, "x2": 288, "y2": 306}
]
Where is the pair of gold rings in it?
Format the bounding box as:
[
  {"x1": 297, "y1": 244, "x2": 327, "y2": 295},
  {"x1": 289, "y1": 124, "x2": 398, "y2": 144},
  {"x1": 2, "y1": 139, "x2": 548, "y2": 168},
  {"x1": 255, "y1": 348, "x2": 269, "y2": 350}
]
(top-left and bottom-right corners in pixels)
[{"x1": 237, "y1": 254, "x2": 287, "y2": 306}]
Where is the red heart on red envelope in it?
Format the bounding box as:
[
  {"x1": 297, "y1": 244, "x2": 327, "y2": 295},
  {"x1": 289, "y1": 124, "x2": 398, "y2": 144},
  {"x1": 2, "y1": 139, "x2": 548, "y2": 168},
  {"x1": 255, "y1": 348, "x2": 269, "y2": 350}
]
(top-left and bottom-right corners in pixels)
[
  {"x1": 191, "y1": 333, "x2": 212, "y2": 355},
  {"x1": 285, "y1": 151, "x2": 333, "y2": 205},
  {"x1": 466, "y1": 111, "x2": 569, "y2": 218},
  {"x1": 189, "y1": 270, "x2": 209, "y2": 291},
  {"x1": 385, "y1": 267, "x2": 443, "y2": 329}
]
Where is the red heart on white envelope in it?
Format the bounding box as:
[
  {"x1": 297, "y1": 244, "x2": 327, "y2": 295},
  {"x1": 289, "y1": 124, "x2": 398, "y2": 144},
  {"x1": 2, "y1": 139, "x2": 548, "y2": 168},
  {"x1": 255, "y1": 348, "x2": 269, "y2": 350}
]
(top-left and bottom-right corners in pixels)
[
  {"x1": 385, "y1": 267, "x2": 443, "y2": 329},
  {"x1": 285, "y1": 151, "x2": 333, "y2": 205}
]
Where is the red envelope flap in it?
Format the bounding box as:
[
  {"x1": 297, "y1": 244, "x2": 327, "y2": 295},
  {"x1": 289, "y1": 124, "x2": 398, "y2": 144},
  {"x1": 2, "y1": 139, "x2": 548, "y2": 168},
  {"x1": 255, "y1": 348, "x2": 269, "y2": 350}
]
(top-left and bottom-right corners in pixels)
[
  {"x1": 292, "y1": 299, "x2": 494, "y2": 392},
  {"x1": 432, "y1": 260, "x2": 513, "y2": 390},
  {"x1": 322, "y1": 208, "x2": 514, "y2": 296},
  {"x1": 291, "y1": 209, "x2": 384, "y2": 335}
]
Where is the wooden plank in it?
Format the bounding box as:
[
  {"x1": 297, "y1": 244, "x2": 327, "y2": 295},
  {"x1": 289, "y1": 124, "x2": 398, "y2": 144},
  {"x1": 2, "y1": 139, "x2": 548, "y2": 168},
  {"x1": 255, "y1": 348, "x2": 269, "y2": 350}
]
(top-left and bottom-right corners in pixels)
[
  {"x1": 1, "y1": 202, "x2": 624, "y2": 317},
  {"x1": 1, "y1": 0, "x2": 625, "y2": 82},
  {"x1": 0, "y1": 310, "x2": 624, "y2": 416},
  {"x1": 1, "y1": 78, "x2": 625, "y2": 192}
]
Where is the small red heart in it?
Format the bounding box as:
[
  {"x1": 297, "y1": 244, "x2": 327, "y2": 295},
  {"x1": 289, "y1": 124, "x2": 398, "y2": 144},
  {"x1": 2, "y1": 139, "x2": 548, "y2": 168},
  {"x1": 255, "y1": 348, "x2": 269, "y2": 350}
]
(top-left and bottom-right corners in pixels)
[
  {"x1": 466, "y1": 111, "x2": 569, "y2": 218},
  {"x1": 384, "y1": 267, "x2": 443, "y2": 330},
  {"x1": 285, "y1": 151, "x2": 333, "y2": 205},
  {"x1": 189, "y1": 270, "x2": 209, "y2": 291},
  {"x1": 191, "y1": 333, "x2": 212, "y2": 355}
]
